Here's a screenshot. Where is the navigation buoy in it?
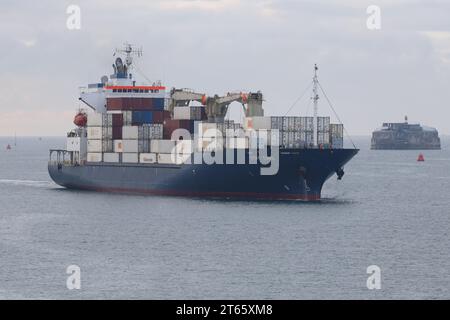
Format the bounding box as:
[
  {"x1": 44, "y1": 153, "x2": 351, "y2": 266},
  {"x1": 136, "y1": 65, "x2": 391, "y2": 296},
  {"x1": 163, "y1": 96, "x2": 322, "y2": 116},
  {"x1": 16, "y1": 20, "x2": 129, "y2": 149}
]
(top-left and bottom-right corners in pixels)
[
  {"x1": 6, "y1": 144, "x2": 11, "y2": 150},
  {"x1": 417, "y1": 153, "x2": 425, "y2": 162}
]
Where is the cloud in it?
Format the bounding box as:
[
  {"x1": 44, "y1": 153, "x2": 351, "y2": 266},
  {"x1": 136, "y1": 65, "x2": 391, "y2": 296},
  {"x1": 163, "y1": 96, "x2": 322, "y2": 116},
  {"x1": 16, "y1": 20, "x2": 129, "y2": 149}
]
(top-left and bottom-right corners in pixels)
[
  {"x1": 158, "y1": 0, "x2": 240, "y2": 11},
  {"x1": 18, "y1": 38, "x2": 38, "y2": 48},
  {"x1": 420, "y1": 31, "x2": 450, "y2": 65},
  {"x1": 1, "y1": 0, "x2": 450, "y2": 135}
]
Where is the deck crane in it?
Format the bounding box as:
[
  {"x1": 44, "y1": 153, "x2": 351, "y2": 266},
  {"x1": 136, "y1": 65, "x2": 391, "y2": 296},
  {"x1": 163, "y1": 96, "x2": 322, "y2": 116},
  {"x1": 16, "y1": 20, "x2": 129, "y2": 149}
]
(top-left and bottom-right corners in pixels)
[{"x1": 169, "y1": 89, "x2": 264, "y2": 122}]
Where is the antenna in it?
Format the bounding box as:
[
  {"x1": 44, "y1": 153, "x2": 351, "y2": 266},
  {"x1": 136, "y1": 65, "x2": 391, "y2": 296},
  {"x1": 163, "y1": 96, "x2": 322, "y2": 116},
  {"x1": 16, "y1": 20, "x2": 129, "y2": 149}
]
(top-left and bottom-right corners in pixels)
[
  {"x1": 114, "y1": 42, "x2": 143, "y2": 69},
  {"x1": 312, "y1": 64, "x2": 319, "y2": 147}
]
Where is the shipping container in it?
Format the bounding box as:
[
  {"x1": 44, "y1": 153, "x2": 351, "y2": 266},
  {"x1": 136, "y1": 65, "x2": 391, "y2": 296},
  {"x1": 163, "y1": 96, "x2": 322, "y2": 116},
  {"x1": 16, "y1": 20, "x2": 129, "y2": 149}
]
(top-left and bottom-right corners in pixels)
[
  {"x1": 112, "y1": 113, "x2": 123, "y2": 127},
  {"x1": 139, "y1": 153, "x2": 157, "y2": 164},
  {"x1": 139, "y1": 124, "x2": 163, "y2": 140},
  {"x1": 163, "y1": 119, "x2": 195, "y2": 140},
  {"x1": 173, "y1": 106, "x2": 203, "y2": 120},
  {"x1": 157, "y1": 153, "x2": 190, "y2": 165},
  {"x1": 102, "y1": 139, "x2": 113, "y2": 152},
  {"x1": 157, "y1": 153, "x2": 174, "y2": 164},
  {"x1": 330, "y1": 123, "x2": 344, "y2": 137},
  {"x1": 244, "y1": 117, "x2": 272, "y2": 130},
  {"x1": 106, "y1": 97, "x2": 165, "y2": 111},
  {"x1": 132, "y1": 111, "x2": 153, "y2": 125},
  {"x1": 87, "y1": 113, "x2": 112, "y2": 127},
  {"x1": 87, "y1": 153, "x2": 102, "y2": 162},
  {"x1": 317, "y1": 117, "x2": 330, "y2": 133},
  {"x1": 112, "y1": 126, "x2": 122, "y2": 139},
  {"x1": 87, "y1": 127, "x2": 103, "y2": 140},
  {"x1": 87, "y1": 140, "x2": 102, "y2": 153},
  {"x1": 122, "y1": 153, "x2": 139, "y2": 163},
  {"x1": 122, "y1": 140, "x2": 139, "y2": 153},
  {"x1": 103, "y1": 152, "x2": 120, "y2": 163},
  {"x1": 330, "y1": 137, "x2": 344, "y2": 149},
  {"x1": 152, "y1": 110, "x2": 171, "y2": 123},
  {"x1": 150, "y1": 140, "x2": 176, "y2": 154},
  {"x1": 122, "y1": 126, "x2": 139, "y2": 140},
  {"x1": 87, "y1": 126, "x2": 112, "y2": 140},
  {"x1": 138, "y1": 139, "x2": 150, "y2": 153},
  {"x1": 317, "y1": 132, "x2": 330, "y2": 145}
]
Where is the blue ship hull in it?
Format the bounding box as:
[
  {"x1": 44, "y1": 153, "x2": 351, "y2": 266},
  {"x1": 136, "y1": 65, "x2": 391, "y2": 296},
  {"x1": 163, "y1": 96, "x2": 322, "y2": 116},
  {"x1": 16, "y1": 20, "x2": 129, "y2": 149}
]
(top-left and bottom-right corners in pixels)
[{"x1": 48, "y1": 148, "x2": 358, "y2": 200}]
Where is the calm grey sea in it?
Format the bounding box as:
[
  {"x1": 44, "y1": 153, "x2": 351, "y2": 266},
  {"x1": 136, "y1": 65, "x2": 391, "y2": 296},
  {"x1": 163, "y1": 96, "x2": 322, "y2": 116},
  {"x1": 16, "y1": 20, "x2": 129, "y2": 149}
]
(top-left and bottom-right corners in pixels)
[{"x1": 0, "y1": 136, "x2": 449, "y2": 299}]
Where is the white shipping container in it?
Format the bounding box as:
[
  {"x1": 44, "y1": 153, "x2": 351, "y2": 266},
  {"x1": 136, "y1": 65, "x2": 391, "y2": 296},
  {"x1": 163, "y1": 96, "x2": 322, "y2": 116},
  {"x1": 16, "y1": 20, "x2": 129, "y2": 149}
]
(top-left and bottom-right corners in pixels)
[
  {"x1": 87, "y1": 139, "x2": 102, "y2": 152},
  {"x1": 122, "y1": 126, "x2": 139, "y2": 140},
  {"x1": 87, "y1": 113, "x2": 103, "y2": 127},
  {"x1": 87, "y1": 127, "x2": 102, "y2": 140},
  {"x1": 122, "y1": 140, "x2": 139, "y2": 153},
  {"x1": 102, "y1": 140, "x2": 113, "y2": 152},
  {"x1": 122, "y1": 153, "x2": 139, "y2": 163},
  {"x1": 252, "y1": 117, "x2": 272, "y2": 130},
  {"x1": 87, "y1": 113, "x2": 112, "y2": 127},
  {"x1": 173, "y1": 106, "x2": 202, "y2": 120},
  {"x1": 150, "y1": 140, "x2": 176, "y2": 154},
  {"x1": 138, "y1": 139, "x2": 150, "y2": 153},
  {"x1": 157, "y1": 153, "x2": 175, "y2": 164},
  {"x1": 139, "y1": 153, "x2": 157, "y2": 164},
  {"x1": 103, "y1": 152, "x2": 120, "y2": 163},
  {"x1": 157, "y1": 153, "x2": 190, "y2": 165},
  {"x1": 87, "y1": 152, "x2": 102, "y2": 162}
]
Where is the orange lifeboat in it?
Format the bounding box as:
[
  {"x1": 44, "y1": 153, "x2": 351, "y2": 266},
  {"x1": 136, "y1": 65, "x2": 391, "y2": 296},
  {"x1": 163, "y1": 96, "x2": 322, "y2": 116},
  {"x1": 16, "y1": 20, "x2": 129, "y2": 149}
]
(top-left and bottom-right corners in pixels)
[{"x1": 73, "y1": 112, "x2": 87, "y2": 127}]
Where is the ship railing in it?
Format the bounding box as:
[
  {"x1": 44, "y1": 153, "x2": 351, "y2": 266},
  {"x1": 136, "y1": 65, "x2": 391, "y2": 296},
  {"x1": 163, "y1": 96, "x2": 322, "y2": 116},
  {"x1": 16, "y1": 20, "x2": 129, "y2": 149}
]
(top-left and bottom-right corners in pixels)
[{"x1": 49, "y1": 149, "x2": 76, "y2": 167}]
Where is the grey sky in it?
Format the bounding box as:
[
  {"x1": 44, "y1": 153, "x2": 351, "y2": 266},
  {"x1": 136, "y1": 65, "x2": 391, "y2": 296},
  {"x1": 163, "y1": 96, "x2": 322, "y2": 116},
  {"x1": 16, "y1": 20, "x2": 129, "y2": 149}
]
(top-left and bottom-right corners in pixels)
[{"x1": 1, "y1": 0, "x2": 449, "y2": 136}]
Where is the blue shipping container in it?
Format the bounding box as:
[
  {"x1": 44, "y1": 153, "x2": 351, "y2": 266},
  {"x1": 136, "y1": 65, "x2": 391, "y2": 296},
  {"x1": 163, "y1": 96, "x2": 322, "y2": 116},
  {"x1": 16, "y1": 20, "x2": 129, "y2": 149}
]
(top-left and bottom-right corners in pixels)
[
  {"x1": 152, "y1": 98, "x2": 165, "y2": 110},
  {"x1": 132, "y1": 111, "x2": 153, "y2": 125}
]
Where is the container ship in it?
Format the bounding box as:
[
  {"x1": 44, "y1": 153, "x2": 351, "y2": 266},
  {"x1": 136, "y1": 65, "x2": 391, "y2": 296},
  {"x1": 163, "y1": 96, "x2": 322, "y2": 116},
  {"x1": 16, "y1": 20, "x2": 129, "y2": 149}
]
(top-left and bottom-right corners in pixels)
[
  {"x1": 371, "y1": 116, "x2": 441, "y2": 150},
  {"x1": 48, "y1": 44, "x2": 358, "y2": 200}
]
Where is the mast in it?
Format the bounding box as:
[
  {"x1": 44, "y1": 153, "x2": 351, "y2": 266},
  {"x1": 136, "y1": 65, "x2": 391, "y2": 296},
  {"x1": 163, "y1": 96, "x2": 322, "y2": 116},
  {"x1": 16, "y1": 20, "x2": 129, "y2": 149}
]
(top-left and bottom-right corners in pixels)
[{"x1": 312, "y1": 64, "x2": 319, "y2": 147}]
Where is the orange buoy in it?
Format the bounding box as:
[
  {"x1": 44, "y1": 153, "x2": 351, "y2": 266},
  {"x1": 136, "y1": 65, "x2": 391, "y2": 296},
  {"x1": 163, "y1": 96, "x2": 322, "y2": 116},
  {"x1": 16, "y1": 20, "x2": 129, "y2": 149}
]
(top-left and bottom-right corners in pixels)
[{"x1": 417, "y1": 153, "x2": 425, "y2": 162}]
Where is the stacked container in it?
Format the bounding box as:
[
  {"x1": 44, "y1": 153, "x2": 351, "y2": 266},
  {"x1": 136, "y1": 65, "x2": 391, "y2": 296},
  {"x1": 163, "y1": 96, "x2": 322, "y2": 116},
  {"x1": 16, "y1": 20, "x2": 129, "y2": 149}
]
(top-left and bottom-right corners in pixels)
[
  {"x1": 86, "y1": 113, "x2": 113, "y2": 162},
  {"x1": 329, "y1": 123, "x2": 344, "y2": 149},
  {"x1": 173, "y1": 106, "x2": 203, "y2": 121}
]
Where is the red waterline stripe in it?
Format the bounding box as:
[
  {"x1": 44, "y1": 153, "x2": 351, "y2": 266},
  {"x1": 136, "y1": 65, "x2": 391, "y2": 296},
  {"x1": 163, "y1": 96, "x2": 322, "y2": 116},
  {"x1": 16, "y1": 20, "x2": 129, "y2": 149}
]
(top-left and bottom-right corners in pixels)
[{"x1": 72, "y1": 185, "x2": 321, "y2": 201}]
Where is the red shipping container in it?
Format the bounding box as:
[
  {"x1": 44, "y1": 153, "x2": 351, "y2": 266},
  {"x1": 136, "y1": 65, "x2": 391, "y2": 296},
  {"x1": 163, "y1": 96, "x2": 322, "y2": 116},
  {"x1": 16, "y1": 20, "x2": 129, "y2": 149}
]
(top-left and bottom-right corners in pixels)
[
  {"x1": 106, "y1": 97, "x2": 165, "y2": 111},
  {"x1": 163, "y1": 119, "x2": 195, "y2": 139},
  {"x1": 112, "y1": 113, "x2": 123, "y2": 127},
  {"x1": 112, "y1": 126, "x2": 122, "y2": 139},
  {"x1": 153, "y1": 110, "x2": 171, "y2": 123}
]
